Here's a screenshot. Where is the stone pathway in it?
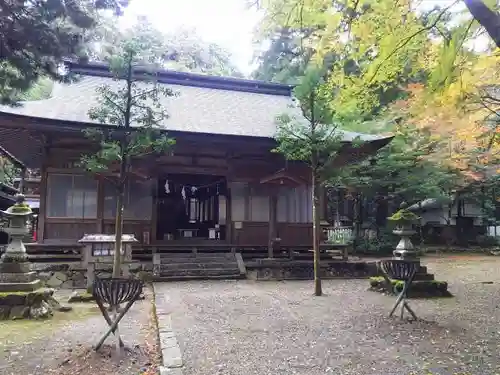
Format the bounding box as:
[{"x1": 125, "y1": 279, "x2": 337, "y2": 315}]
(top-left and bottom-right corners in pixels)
[{"x1": 153, "y1": 256, "x2": 500, "y2": 375}]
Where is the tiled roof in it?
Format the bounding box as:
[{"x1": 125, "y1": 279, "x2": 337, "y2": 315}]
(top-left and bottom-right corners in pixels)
[{"x1": 0, "y1": 64, "x2": 392, "y2": 143}]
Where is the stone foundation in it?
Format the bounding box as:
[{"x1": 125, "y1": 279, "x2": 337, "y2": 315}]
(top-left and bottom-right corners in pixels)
[
  {"x1": 246, "y1": 259, "x2": 378, "y2": 281},
  {"x1": 0, "y1": 288, "x2": 72, "y2": 320},
  {"x1": 32, "y1": 262, "x2": 150, "y2": 289}
]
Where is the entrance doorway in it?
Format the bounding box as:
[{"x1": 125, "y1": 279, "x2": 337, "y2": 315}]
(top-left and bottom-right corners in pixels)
[{"x1": 156, "y1": 173, "x2": 227, "y2": 241}]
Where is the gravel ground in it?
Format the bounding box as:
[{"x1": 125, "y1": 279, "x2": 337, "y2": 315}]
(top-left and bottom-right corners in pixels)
[
  {"x1": 154, "y1": 256, "x2": 500, "y2": 375},
  {"x1": 0, "y1": 288, "x2": 160, "y2": 375}
]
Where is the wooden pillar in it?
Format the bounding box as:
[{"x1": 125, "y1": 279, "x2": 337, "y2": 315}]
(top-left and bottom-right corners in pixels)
[
  {"x1": 19, "y1": 168, "x2": 26, "y2": 194},
  {"x1": 151, "y1": 177, "x2": 158, "y2": 243},
  {"x1": 243, "y1": 183, "x2": 251, "y2": 221},
  {"x1": 38, "y1": 143, "x2": 50, "y2": 243},
  {"x1": 268, "y1": 192, "x2": 278, "y2": 258},
  {"x1": 226, "y1": 184, "x2": 232, "y2": 243}
]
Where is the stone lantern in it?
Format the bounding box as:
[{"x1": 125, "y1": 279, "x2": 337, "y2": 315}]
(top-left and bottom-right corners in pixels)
[
  {"x1": 1, "y1": 194, "x2": 33, "y2": 264},
  {"x1": 0, "y1": 194, "x2": 42, "y2": 293},
  {"x1": 387, "y1": 202, "x2": 420, "y2": 260}
]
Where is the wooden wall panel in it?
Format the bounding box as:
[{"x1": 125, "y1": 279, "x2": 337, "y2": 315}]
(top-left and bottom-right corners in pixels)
[
  {"x1": 44, "y1": 222, "x2": 96, "y2": 241},
  {"x1": 103, "y1": 220, "x2": 152, "y2": 243},
  {"x1": 232, "y1": 221, "x2": 312, "y2": 247},
  {"x1": 278, "y1": 223, "x2": 313, "y2": 246}
]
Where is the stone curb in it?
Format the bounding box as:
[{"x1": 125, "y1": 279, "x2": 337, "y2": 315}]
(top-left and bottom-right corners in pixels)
[{"x1": 153, "y1": 285, "x2": 184, "y2": 375}]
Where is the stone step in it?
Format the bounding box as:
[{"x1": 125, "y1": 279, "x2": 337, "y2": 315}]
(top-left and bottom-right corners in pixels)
[
  {"x1": 157, "y1": 267, "x2": 241, "y2": 277},
  {"x1": 0, "y1": 280, "x2": 42, "y2": 293},
  {"x1": 414, "y1": 273, "x2": 435, "y2": 281},
  {"x1": 159, "y1": 253, "x2": 235, "y2": 260},
  {"x1": 159, "y1": 262, "x2": 239, "y2": 269},
  {"x1": 0, "y1": 271, "x2": 38, "y2": 284},
  {"x1": 152, "y1": 274, "x2": 245, "y2": 282},
  {"x1": 159, "y1": 257, "x2": 237, "y2": 265}
]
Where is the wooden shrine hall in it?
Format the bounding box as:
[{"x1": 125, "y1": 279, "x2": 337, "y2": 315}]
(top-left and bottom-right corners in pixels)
[{"x1": 0, "y1": 62, "x2": 393, "y2": 254}]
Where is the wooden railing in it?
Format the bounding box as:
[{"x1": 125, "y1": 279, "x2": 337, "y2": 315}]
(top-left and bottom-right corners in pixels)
[{"x1": 323, "y1": 226, "x2": 354, "y2": 245}]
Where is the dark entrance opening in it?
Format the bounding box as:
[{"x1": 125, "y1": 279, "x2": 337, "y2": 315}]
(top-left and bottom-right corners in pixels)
[{"x1": 156, "y1": 173, "x2": 227, "y2": 241}]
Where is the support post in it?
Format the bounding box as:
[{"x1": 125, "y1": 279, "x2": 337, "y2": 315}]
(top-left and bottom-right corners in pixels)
[
  {"x1": 19, "y1": 168, "x2": 26, "y2": 194},
  {"x1": 268, "y1": 192, "x2": 278, "y2": 258}
]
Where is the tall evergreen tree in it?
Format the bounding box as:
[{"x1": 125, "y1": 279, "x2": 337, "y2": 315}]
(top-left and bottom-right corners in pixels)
[
  {"x1": 80, "y1": 36, "x2": 175, "y2": 278},
  {"x1": 0, "y1": 0, "x2": 129, "y2": 104}
]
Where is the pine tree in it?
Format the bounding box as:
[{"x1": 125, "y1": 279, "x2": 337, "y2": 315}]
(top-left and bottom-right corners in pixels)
[
  {"x1": 275, "y1": 67, "x2": 346, "y2": 296},
  {"x1": 80, "y1": 37, "x2": 175, "y2": 278}
]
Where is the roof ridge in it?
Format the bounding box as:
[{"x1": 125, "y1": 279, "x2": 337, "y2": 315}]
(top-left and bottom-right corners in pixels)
[{"x1": 64, "y1": 61, "x2": 294, "y2": 97}]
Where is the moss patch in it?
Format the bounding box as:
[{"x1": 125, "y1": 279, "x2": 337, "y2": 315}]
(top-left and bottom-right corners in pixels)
[
  {"x1": 369, "y1": 276, "x2": 452, "y2": 298},
  {"x1": 0, "y1": 303, "x2": 99, "y2": 348}
]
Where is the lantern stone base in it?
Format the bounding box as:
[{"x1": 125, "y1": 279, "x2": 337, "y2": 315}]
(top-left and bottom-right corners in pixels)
[
  {"x1": 0, "y1": 288, "x2": 72, "y2": 320},
  {"x1": 0, "y1": 261, "x2": 43, "y2": 293},
  {"x1": 1, "y1": 251, "x2": 29, "y2": 263}
]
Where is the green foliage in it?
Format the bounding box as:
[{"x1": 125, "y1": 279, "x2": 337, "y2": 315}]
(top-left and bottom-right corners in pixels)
[
  {"x1": 387, "y1": 209, "x2": 420, "y2": 223},
  {"x1": 476, "y1": 234, "x2": 499, "y2": 248},
  {"x1": 369, "y1": 276, "x2": 450, "y2": 297},
  {"x1": 80, "y1": 33, "x2": 175, "y2": 278},
  {"x1": 88, "y1": 16, "x2": 243, "y2": 77},
  {"x1": 0, "y1": 0, "x2": 129, "y2": 105},
  {"x1": 16, "y1": 77, "x2": 54, "y2": 101},
  {"x1": 252, "y1": 27, "x2": 314, "y2": 83},
  {"x1": 9, "y1": 203, "x2": 32, "y2": 214},
  {"x1": 331, "y1": 119, "x2": 461, "y2": 205},
  {"x1": 0, "y1": 158, "x2": 17, "y2": 185},
  {"x1": 80, "y1": 37, "x2": 176, "y2": 178},
  {"x1": 274, "y1": 66, "x2": 350, "y2": 176},
  {"x1": 358, "y1": 228, "x2": 398, "y2": 254}
]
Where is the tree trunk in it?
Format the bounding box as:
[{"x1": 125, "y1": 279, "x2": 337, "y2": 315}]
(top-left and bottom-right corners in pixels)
[
  {"x1": 112, "y1": 157, "x2": 127, "y2": 279},
  {"x1": 312, "y1": 169, "x2": 322, "y2": 296},
  {"x1": 463, "y1": 0, "x2": 500, "y2": 48}
]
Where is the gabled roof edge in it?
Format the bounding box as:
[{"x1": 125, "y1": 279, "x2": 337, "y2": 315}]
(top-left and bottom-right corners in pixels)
[{"x1": 64, "y1": 61, "x2": 294, "y2": 97}]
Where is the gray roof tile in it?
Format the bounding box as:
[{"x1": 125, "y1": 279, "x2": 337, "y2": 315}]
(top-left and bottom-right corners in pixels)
[{"x1": 0, "y1": 74, "x2": 392, "y2": 143}]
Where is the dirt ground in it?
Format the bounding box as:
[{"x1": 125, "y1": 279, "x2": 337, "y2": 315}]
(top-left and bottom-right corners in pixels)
[
  {"x1": 154, "y1": 255, "x2": 500, "y2": 375},
  {"x1": 0, "y1": 288, "x2": 160, "y2": 375}
]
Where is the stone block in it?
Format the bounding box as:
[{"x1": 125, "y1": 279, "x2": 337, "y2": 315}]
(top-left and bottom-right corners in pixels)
[
  {"x1": 160, "y1": 336, "x2": 178, "y2": 349},
  {"x1": 160, "y1": 366, "x2": 183, "y2": 375},
  {"x1": 0, "y1": 272, "x2": 37, "y2": 283},
  {"x1": 46, "y1": 272, "x2": 68, "y2": 287},
  {"x1": 0, "y1": 294, "x2": 26, "y2": 306},
  {"x1": 0, "y1": 280, "x2": 42, "y2": 293},
  {"x1": 9, "y1": 306, "x2": 29, "y2": 320},
  {"x1": 1, "y1": 252, "x2": 29, "y2": 263},
  {"x1": 0, "y1": 306, "x2": 10, "y2": 319},
  {"x1": 60, "y1": 280, "x2": 73, "y2": 289},
  {"x1": 162, "y1": 346, "x2": 183, "y2": 368},
  {"x1": 0, "y1": 289, "x2": 70, "y2": 320},
  {"x1": 157, "y1": 314, "x2": 172, "y2": 332},
  {"x1": 0, "y1": 262, "x2": 31, "y2": 274},
  {"x1": 29, "y1": 300, "x2": 53, "y2": 319}
]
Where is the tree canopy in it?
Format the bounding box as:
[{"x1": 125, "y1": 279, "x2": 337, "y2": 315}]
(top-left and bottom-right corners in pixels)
[
  {"x1": 252, "y1": 0, "x2": 500, "y2": 227},
  {"x1": 86, "y1": 15, "x2": 243, "y2": 77},
  {"x1": 0, "y1": 0, "x2": 129, "y2": 105}
]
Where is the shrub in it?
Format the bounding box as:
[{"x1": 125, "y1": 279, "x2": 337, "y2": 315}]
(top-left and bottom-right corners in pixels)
[
  {"x1": 476, "y1": 235, "x2": 499, "y2": 248},
  {"x1": 358, "y1": 227, "x2": 399, "y2": 254},
  {"x1": 369, "y1": 276, "x2": 451, "y2": 297}
]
